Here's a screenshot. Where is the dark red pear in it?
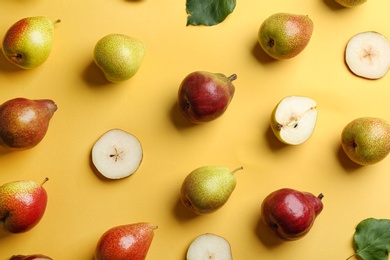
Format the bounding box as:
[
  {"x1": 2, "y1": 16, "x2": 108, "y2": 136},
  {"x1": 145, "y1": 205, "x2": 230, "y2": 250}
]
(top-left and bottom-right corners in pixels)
[
  {"x1": 0, "y1": 98, "x2": 57, "y2": 150},
  {"x1": 10, "y1": 254, "x2": 52, "y2": 260},
  {"x1": 177, "y1": 71, "x2": 237, "y2": 124},
  {"x1": 260, "y1": 188, "x2": 324, "y2": 241}
]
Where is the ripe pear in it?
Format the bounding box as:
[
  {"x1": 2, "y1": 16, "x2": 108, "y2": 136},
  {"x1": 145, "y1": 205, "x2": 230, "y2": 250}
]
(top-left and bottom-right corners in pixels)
[
  {"x1": 180, "y1": 166, "x2": 243, "y2": 214},
  {"x1": 2, "y1": 16, "x2": 60, "y2": 69},
  {"x1": 94, "y1": 34, "x2": 146, "y2": 83},
  {"x1": 95, "y1": 222, "x2": 157, "y2": 260},
  {"x1": 0, "y1": 98, "x2": 57, "y2": 150},
  {"x1": 341, "y1": 117, "x2": 390, "y2": 165},
  {"x1": 177, "y1": 71, "x2": 237, "y2": 124},
  {"x1": 335, "y1": 0, "x2": 366, "y2": 7},
  {"x1": 261, "y1": 188, "x2": 324, "y2": 240},
  {"x1": 258, "y1": 13, "x2": 314, "y2": 60},
  {"x1": 10, "y1": 254, "x2": 52, "y2": 260},
  {"x1": 0, "y1": 178, "x2": 48, "y2": 233}
]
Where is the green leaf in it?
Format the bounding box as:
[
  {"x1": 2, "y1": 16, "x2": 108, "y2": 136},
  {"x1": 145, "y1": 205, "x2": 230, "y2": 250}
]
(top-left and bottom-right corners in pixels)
[
  {"x1": 353, "y1": 218, "x2": 390, "y2": 260},
  {"x1": 186, "y1": 0, "x2": 236, "y2": 26}
]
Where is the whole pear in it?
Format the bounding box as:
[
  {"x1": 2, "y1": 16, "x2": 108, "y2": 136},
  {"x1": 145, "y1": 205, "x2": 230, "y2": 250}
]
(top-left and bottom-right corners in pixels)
[
  {"x1": 0, "y1": 98, "x2": 57, "y2": 150},
  {"x1": 95, "y1": 222, "x2": 157, "y2": 260},
  {"x1": 2, "y1": 16, "x2": 60, "y2": 69},
  {"x1": 341, "y1": 117, "x2": 390, "y2": 165},
  {"x1": 177, "y1": 71, "x2": 237, "y2": 124},
  {"x1": 180, "y1": 166, "x2": 243, "y2": 214},
  {"x1": 0, "y1": 178, "x2": 48, "y2": 233},
  {"x1": 258, "y1": 13, "x2": 314, "y2": 60},
  {"x1": 261, "y1": 188, "x2": 324, "y2": 241},
  {"x1": 94, "y1": 34, "x2": 146, "y2": 83},
  {"x1": 10, "y1": 255, "x2": 52, "y2": 260},
  {"x1": 335, "y1": 0, "x2": 366, "y2": 7}
]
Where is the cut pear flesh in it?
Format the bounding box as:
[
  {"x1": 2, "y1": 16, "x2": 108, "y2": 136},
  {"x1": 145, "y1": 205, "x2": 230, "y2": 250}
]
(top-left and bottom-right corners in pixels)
[
  {"x1": 271, "y1": 96, "x2": 317, "y2": 145},
  {"x1": 345, "y1": 31, "x2": 390, "y2": 79},
  {"x1": 186, "y1": 233, "x2": 232, "y2": 260},
  {"x1": 92, "y1": 129, "x2": 143, "y2": 179}
]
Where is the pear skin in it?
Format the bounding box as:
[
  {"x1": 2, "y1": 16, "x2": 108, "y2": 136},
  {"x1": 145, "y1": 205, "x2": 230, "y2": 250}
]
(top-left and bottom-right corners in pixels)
[
  {"x1": 0, "y1": 98, "x2": 57, "y2": 150},
  {"x1": 2, "y1": 16, "x2": 60, "y2": 69},
  {"x1": 180, "y1": 166, "x2": 243, "y2": 214},
  {"x1": 177, "y1": 71, "x2": 237, "y2": 124},
  {"x1": 0, "y1": 178, "x2": 48, "y2": 233},
  {"x1": 258, "y1": 13, "x2": 313, "y2": 60},
  {"x1": 10, "y1": 254, "x2": 53, "y2": 260},
  {"x1": 335, "y1": 0, "x2": 367, "y2": 7},
  {"x1": 94, "y1": 34, "x2": 146, "y2": 83},
  {"x1": 341, "y1": 117, "x2": 390, "y2": 165},
  {"x1": 95, "y1": 222, "x2": 157, "y2": 260}
]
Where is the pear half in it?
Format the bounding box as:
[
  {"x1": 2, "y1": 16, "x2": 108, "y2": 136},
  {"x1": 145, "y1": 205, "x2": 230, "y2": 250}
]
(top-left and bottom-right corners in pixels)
[
  {"x1": 270, "y1": 96, "x2": 317, "y2": 145},
  {"x1": 91, "y1": 129, "x2": 143, "y2": 179},
  {"x1": 186, "y1": 233, "x2": 232, "y2": 260},
  {"x1": 345, "y1": 31, "x2": 390, "y2": 79}
]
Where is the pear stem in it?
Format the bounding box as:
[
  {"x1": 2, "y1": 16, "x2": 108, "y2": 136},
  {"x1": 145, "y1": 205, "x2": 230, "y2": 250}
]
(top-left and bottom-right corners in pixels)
[
  {"x1": 41, "y1": 177, "x2": 49, "y2": 186},
  {"x1": 54, "y1": 19, "x2": 61, "y2": 24},
  {"x1": 231, "y1": 166, "x2": 244, "y2": 174},
  {"x1": 152, "y1": 225, "x2": 158, "y2": 230},
  {"x1": 228, "y1": 74, "x2": 237, "y2": 82},
  {"x1": 317, "y1": 193, "x2": 324, "y2": 200}
]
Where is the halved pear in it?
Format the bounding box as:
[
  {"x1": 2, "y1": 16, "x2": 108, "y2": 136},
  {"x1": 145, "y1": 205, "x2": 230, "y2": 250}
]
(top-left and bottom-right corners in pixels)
[
  {"x1": 270, "y1": 96, "x2": 317, "y2": 145},
  {"x1": 186, "y1": 233, "x2": 232, "y2": 260},
  {"x1": 91, "y1": 129, "x2": 143, "y2": 179},
  {"x1": 345, "y1": 31, "x2": 390, "y2": 79}
]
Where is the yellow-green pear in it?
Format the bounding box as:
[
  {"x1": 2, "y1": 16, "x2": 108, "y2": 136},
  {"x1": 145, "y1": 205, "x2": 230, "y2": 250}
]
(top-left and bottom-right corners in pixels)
[
  {"x1": 2, "y1": 16, "x2": 60, "y2": 69},
  {"x1": 341, "y1": 117, "x2": 390, "y2": 165},
  {"x1": 258, "y1": 13, "x2": 313, "y2": 60},
  {"x1": 180, "y1": 166, "x2": 243, "y2": 214},
  {"x1": 335, "y1": 0, "x2": 366, "y2": 8},
  {"x1": 93, "y1": 34, "x2": 146, "y2": 83}
]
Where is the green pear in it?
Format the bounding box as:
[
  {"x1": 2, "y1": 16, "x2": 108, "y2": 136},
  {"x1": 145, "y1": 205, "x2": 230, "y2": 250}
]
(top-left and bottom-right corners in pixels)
[
  {"x1": 180, "y1": 166, "x2": 243, "y2": 214},
  {"x1": 258, "y1": 13, "x2": 313, "y2": 60},
  {"x1": 335, "y1": 0, "x2": 366, "y2": 8},
  {"x1": 341, "y1": 117, "x2": 390, "y2": 165},
  {"x1": 93, "y1": 34, "x2": 146, "y2": 83},
  {"x1": 2, "y1": 16, "x2": 60, "y2": 69}
]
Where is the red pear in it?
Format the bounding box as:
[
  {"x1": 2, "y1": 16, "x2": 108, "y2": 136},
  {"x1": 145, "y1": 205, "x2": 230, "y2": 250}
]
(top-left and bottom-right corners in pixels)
[
  {"x1": 260, "y1": 188, "x2": 324, "y2": 240},
  {"x1": 177, "y1": 71, "x2": 237, "y2": 124},
  {"x1": 0, "y1": 98, "x2": 57, "y2": 150},
  {"x1": 0, "y1": 178, "x2": 48, "y2": 233},
  {"x1": 10, "y1": 254, "x2": 52, "y2": 260},
  {"x1": 95, "y1": 222, "x2": 157, "y2": 260}
]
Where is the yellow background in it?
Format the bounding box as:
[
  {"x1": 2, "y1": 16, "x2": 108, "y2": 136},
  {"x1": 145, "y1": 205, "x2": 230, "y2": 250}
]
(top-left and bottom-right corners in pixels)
[{"x1": 0, "y1": 0, "x2": 390, "y2": 259}]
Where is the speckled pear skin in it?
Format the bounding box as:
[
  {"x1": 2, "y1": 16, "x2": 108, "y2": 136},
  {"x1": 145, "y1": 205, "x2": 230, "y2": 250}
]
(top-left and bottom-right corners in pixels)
[
  {"x1": 258, "y1": 13, "x2": 313, "y2": 60},
  {"x1": 95, "y1": 223, "x2": 156, "y2": 260},
  {"x1": 0, "y1": 98, "x2": 57, "y2": 150},
  {"x1": 0, "y1": 179, "x2": 48, "y2": 233},
  {"x1": 2, "y1": 16, "x2": 60, "y2": 69},
  {"x1": 335, "y1": 0, "x2": 366, "y2": 7},
  {"x1": 94, "y1": 34, "x2": 146, "y2": 83},
  {"x1": 180, "y1": 166, "x2": 242, "y2": 214}
]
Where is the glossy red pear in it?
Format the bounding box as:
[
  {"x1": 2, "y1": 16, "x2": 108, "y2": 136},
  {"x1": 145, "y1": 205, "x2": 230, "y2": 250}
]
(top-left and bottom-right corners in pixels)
[
  {"x1": 0, "y1": 178, "x2": 48, "y2": 233},
  {"x1": 95, "y1": 222, "x2": 157, "y2": 260},
  {"x1": 178, "y1": 71, "x2": 237, "y2": 124},
  {"x1": 261, "y1": 188, "x2": 323, "y2": 240}
]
